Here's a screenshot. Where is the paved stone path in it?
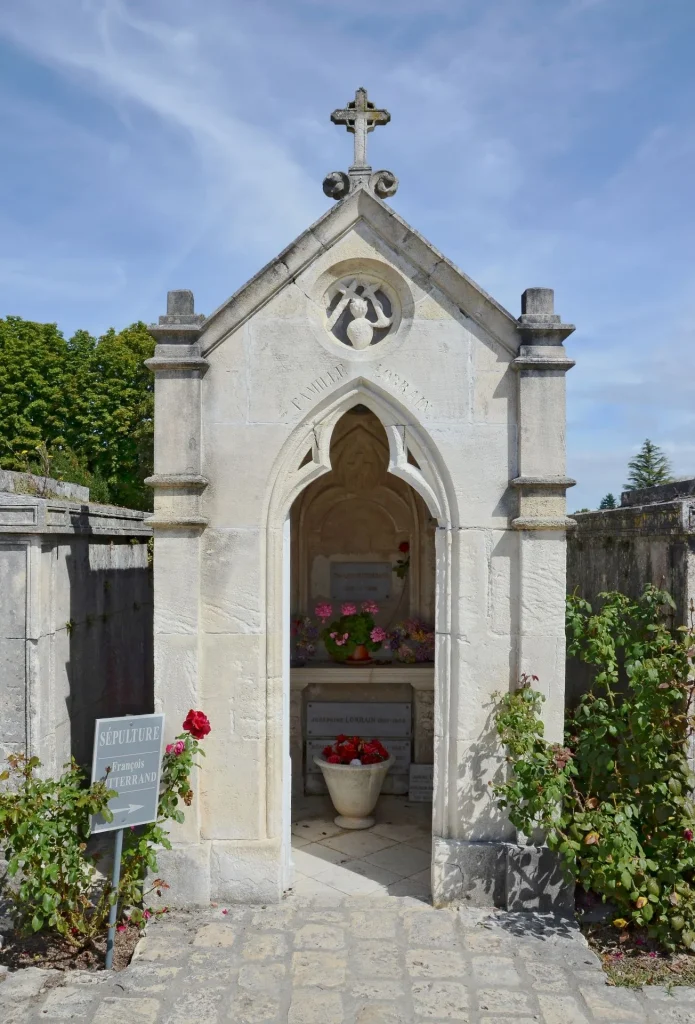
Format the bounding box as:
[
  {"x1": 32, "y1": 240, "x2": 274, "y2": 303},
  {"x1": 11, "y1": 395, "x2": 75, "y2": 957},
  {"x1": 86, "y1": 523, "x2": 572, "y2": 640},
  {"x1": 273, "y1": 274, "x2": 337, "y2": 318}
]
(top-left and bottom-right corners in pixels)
[{"x1": 2, "y1": 897, "x2": 695, "y2": 1023}]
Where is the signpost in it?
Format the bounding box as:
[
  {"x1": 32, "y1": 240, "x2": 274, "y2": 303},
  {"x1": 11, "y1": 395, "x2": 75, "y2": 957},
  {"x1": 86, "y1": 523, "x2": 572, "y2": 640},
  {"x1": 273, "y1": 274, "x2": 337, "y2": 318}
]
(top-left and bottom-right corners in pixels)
[{"x1": 90, "y1": 713, "x2": 165, "y2": 968}]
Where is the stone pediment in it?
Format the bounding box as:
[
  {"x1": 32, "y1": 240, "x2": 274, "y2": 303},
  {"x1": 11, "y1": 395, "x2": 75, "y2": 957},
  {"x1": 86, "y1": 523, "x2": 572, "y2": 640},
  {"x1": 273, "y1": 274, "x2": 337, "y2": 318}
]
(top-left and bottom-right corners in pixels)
[{"x1": 198, "y1": 187, "x2": 521, "y2": 358}]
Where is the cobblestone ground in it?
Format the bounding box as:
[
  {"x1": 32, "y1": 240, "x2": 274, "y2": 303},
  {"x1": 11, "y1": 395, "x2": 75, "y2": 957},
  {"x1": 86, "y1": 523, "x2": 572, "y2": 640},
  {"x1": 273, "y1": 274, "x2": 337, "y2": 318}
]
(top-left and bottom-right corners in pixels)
[{"x1": 2, "y1": 897, "x2": 695, "y2": 1023}]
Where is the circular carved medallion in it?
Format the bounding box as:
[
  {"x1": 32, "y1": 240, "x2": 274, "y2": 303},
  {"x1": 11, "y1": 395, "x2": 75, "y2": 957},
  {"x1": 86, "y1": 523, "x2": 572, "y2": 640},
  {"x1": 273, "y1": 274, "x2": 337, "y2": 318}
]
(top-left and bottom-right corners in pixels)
[{"x1": 325, "y1": 276, "x2": 397, "y2": 349}]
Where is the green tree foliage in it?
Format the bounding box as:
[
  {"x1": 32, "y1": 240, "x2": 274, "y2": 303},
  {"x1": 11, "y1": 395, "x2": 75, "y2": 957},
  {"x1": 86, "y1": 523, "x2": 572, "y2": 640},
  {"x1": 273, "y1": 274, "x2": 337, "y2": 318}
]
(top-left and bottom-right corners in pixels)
[
  {"x1": 0, "y1": 316, "x2": 154, "y2": 509},
  {"x1": 625, "y1": 439, "x2": 673, "y2": 491},
  {"x1": 599, "y1": 493, "x2": 617, "y2": 509},
  {"x1": 493, "y1": 587, "x2": 695, "y2": 951}
]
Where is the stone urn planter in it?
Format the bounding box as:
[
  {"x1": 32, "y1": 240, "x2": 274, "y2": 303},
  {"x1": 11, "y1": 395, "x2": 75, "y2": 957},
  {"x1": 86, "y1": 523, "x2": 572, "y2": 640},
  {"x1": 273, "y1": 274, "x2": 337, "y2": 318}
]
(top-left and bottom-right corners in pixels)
[{"x1": 314, "y1": 755, "x2": 394, "y2": 829}]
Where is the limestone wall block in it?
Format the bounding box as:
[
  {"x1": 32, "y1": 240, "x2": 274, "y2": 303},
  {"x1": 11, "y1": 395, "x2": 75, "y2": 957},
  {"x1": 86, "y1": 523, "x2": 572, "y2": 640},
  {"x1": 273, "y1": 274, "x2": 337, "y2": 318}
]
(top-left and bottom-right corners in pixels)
[
  {"x1": 148, "y1": 843, "x2": 211, "y2": 908},
  {"x1": 200, "y1": 529, "x2": 262, "y2": 634},
  {"x1": 489, "y1": 530, "x2": 519, "y2": 636},
  {"x1": 210, "y1": 838, "x2": 283, "y2": 903},
  {"x1": 153, "y1": 534, "x2": 200, "y2": 635},
  {"x1": 154, "y1": 633, "x2": 200, "y2": 721},
  {"x1": 154, "y1": 371, "x2": 202, "y2": 476},
  {"x1": 201, "y1": 632, "x2": 265, "y2": 726},
  {"x1": 202, "y1": 737, "x2": 266, "y2": 840},
  {"x1": 201, "y1": 424, "x2": 289, "y2": 529},
  {"x1": 447, "y1": 739, "x2": 516, "y2": 843},
  {"x1": 451, "y1": 633, "x2": 516, "y2": 741},
  {"x1": 450, "y1": 529, "x2": 488, "y2": 640},
  {"x1": 428, "y1": 424, "x2": 517, "y2": 527},
  {"x1": 517, "y1": 372, "x2": 567, "y2": 478},
  {"x1": 202, "y1": 327, "x2": 248, "y2": 424},
  {"x1": 519, "y1": 533, "x2": 567, "y2": 635}
]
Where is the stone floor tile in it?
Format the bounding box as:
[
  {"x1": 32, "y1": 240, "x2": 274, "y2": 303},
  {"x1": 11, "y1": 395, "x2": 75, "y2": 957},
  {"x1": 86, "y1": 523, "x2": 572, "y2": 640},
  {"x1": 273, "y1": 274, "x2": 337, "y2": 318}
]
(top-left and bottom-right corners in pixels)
[
  {"x1": 370, "y1": 821, "x2": 430, "y2": 842},
  {"x1": 226, "y1": 993, "x2": 282, "y2": 1023},
  {"x1": 313, "y1": 862, "x2": 392, "y2": 896},
  {"x1": 134, "y1": 937, "x2": 185, "y2": 962},
  {"x1": 237, "y1": 962, "x2": 286, "y2": 993},
  {"x1": 292, "y1": 951, "x2": 347, "y2": 987},
  {"x1": 291, "y1": 833, "x2": 312, "y2": 849},
  {"x1": 241, "y1": 932, "x2": 288, "y2": 959},
  {"x1": 580, "y1": 985, "x2": 647, "y2": 1020},
  {"x1": 411, "y1": 980, "x2": 470, "y2": 1019},
  {"x1": 364, "y1": 843, "x2": 432, "y2": 877},
  {"x1": 192, "y1": 922, "x2": 236, "y2": 947},
  {"x1": 291, "y1": 818, "x2": 345, "y2": 843},
  {"x1": 294, "y1": 923, "x2": 345, "y2": 950},
  {"x1": 461, "y1": 930, "x2": 515, "y2": 955},
  {"x1": 407, "y1": 833, "x2": 435, "y2": 852},
  {"x1": 354, "y1": 1002, "x2": 410, "y2": 1024},
  {"x1": 470, "y1": 955, "x2": 522, "y2": 987},
  {"x1": 291, "y1": 843, "x2": 349, "y2": 877},
  {"x1": 480, "y1": 1019, "x2": 540, "y2": 1024},
  {"x1": 477, "y1": 988, "x2": 534, "y2": 1014},
  {"x1": 403, "y1": 910, "x2": 458, "y2": 948},
  {"x1": 352, "y1": 980, "x2": 406, "y2": 1000},
  {"x1": 37, "y1": 985, "x2": 96, "y2": 1018},
  {"x1": 91, "y1": 997, "x2": 161, "y2": 1024},
  {"x1": 349, "y1": 910, "x2": 398, "y2": 938},
  {"x1": 387, "y1": 878, "x2": 431, "y2": 898},
  {"x1": 322, "y1": 831, "x2": 396, "y2": 859},
  {"x1": 351, "y1": 940, "x2": 402, "y2": 978},
  {"x1": 537, "y1": 993, "x2": 591, "y2": 1024},
  {"x1": 654, "y1": 1006, "x2": 695, "y2": 1024},
  {"x1": 406, "y1": 949, "x2": 464, "y2": 978},
  {"x1": 250, "y1": 905, "x2": 295, "y2": 929},
  {"x1": 287, "y1": 988, "x2": 343, "y2": 1024},
  {"x1": 289, "y1": 873, "x2": 345, "y2": 899},
  {"x1": 523, "y1": 960, "x2": 570, "y2": 991},
  {"x1": 163, "y1": 987, "x2": 227, "y2": 1024},
  {"x1": 112, "y1": 965, "x2": 182, "y2": 993},
  {"x1": 340, "y1": 858, "x2": 402, "y2": 887},
  {"x1": 0, "y1": 967, "x2": 58, "y2": 1001}
]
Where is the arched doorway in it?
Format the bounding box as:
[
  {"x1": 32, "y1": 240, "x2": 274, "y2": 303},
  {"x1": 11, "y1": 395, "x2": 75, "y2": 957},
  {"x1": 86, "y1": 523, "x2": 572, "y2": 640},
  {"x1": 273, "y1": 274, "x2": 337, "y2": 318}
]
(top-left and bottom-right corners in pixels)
[
  {"x1": 289, "y1": 406, "x2": 436, "y2": 896},
  {"x1": 262, "y1": 381, "x2": 455, "y2": 901}
]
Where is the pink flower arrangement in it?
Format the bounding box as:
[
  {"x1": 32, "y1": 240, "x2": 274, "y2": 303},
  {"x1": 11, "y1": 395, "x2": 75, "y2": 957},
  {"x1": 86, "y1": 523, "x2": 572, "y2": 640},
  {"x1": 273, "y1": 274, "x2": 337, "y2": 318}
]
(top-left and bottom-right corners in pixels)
[
  {"x1": 330, "y1": 631, "x2": 350, "y2": 646},
  {"x1": 370, "y1": 626, "x2": 387, "y2": 643},
  {"x1": 166, "y1": 740, "x2": 185, "y2": 756},
  {"x1": 315, "y1": 602, "x2": 333, "y2": 623},
  {"x1": 362, "y1": 600, "x2": 379, "y2": 614},
  {"x1": 341, "y1": 603, "x2": 358, "y2": 616}
]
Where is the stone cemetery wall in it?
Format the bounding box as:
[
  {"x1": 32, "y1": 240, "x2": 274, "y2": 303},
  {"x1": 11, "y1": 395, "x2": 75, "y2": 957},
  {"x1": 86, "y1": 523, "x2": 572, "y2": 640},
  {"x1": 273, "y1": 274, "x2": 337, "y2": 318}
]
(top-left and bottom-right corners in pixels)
[
  {"x1": 567, "y1": 479, "x2": 695, "y2": 704},
  {"x1": 0, "y1": 479, "x2": 153, "y2": 774}
]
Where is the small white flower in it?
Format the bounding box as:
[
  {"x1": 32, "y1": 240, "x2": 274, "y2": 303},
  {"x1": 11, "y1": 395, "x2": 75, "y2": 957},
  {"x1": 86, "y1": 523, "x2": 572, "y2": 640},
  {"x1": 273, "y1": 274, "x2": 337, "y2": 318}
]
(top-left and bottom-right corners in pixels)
[{"x1": 350, "y1": 758, "x2": 362, "y2": 766}]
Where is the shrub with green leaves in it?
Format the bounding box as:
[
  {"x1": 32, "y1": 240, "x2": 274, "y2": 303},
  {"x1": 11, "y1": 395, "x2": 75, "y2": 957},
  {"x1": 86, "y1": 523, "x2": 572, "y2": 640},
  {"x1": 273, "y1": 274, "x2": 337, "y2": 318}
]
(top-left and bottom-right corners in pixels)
[
  {"x1": 493, "y1": 586, "x2": 695, "y2": 951},
  {"x1": 0, "y1": 715, "x2": 208, "y2": 949}
]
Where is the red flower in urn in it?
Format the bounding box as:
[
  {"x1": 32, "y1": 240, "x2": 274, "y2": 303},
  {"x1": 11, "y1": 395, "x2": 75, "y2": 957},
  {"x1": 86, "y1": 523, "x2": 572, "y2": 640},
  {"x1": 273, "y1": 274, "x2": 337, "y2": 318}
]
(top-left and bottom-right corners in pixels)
[{"x1": 183, "y1": 709, "x2": 211, "y2": 740}]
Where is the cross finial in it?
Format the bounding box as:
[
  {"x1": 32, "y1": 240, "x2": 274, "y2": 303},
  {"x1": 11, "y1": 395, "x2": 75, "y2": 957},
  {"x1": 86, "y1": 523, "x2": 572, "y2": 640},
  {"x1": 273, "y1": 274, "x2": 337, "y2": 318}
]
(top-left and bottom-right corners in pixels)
[
  {"x1": 322, "y1": 88, "x2": 398, "y2": 203},
  {"x1": 331, "y1": 87, "x2": 390, "y2": 169}
]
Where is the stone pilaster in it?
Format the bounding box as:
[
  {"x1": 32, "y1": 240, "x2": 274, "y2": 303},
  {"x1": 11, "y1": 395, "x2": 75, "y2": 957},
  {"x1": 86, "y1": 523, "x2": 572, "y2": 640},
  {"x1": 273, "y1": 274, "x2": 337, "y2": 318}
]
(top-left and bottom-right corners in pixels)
[
  {"x1": 145, "y1": 291, "x2": 209, "y2": 860},
  {"x1": 512, "y1": 288, "x2": 575, "y2": 740}
]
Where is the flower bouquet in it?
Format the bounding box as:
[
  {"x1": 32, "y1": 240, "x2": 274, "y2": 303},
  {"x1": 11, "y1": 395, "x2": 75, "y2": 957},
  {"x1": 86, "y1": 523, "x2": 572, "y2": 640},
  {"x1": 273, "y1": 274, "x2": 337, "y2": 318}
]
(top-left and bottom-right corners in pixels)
[
  {"x1": 315, "y1": 601, "x2": 387, "y2": 664},
  {"x1": 314, "y1": 734, "x2": 394, "y2": 829},
  {"x1": 290, "y1": 615, "x2": 320, "y2": 665},
  {"x1": 388, "y1": 618, "x2": 435, "y2": 663},
  {"x1": 321, "y1": 735, "x2": 390, "y2": 765}
]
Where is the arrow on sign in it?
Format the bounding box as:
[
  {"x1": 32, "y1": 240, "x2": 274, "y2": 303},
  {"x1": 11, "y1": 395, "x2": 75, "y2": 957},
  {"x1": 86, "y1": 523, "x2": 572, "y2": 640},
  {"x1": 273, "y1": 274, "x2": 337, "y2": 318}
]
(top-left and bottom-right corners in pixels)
[{"x1": 111, "y1": 803, "x2": 144, "y2": 814}]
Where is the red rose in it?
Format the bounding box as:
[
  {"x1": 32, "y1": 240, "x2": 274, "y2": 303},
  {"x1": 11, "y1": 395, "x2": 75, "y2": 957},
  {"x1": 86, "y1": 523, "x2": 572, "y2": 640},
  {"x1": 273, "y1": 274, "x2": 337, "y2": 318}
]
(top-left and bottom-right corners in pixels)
[
  {"x1": 183, "y1": 709, "x2": 211, "y2": 740},
  {"x1": 327, "y1": 755, "x2": 341, "y2": 764},
  {"x1": 336, "y1": 734, "x2": 347, "y2": 743},
  {"x1": 322, "y1": 745, "x2": 333, "y2": 758},
  {"x1": 362, "y1": 753, "x2": 381, "y2": 764},
  {"x1": 399, "y1": 541, "x2": 410, "y2": 553}
]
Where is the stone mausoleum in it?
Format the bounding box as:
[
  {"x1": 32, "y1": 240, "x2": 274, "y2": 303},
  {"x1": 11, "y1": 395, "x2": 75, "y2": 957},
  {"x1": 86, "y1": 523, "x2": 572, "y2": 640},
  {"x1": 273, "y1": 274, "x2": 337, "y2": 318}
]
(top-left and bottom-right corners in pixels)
[{"x1": 147, "y1": 90, "x2": 576, "y2": 907}]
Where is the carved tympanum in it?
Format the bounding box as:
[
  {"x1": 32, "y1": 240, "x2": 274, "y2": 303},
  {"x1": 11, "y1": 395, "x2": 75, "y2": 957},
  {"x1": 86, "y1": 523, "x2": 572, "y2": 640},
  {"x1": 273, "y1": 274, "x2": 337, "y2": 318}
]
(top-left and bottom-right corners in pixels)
[{"x1": 325, "y1": 277, "x2": 395, "y2": 349}]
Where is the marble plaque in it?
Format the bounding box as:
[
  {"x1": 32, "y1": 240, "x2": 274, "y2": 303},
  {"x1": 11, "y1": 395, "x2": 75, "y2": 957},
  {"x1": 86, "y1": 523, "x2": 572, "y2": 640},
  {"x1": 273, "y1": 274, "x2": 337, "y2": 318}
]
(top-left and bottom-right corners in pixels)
[
  {"x1": 330, "y1": 561, "x2": 392, "y2": 601},
  {"x1": 306, "y1": 701, "x2": 412, "y2": 737},
  {"x1": 409, "y1": 763, "x2": 434, "y2": 802},
  {"x1": 306, "y1": 737, "x2": 412, "y2": 774}
]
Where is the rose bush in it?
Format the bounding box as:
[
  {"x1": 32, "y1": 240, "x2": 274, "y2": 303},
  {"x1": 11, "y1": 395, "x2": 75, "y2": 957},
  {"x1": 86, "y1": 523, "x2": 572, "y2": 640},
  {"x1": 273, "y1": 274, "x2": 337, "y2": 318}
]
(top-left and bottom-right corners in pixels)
[
  {"x1": 0, "y1": 708, "x2": 211, "y2": 951},
  {"x1": 492, "y1": 587, "x2": 695, "y2": 952}
]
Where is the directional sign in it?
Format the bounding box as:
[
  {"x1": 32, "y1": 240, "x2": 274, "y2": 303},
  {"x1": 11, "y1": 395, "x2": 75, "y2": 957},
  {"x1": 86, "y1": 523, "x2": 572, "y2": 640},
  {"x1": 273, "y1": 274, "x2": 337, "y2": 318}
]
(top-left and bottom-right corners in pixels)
[{"x1": 90, "y1": 713, "x2": 165, "y2": 834}]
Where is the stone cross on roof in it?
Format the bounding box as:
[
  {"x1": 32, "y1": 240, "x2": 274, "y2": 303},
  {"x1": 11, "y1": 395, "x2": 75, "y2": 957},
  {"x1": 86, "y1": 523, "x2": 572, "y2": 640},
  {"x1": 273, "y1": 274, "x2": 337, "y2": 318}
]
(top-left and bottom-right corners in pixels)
[
  {"x1": 323, "y1": 87, "x2": 398, "y2": 203},
  {"x1": 331, "y1": 87, "x2": 390, "y2": 170}
]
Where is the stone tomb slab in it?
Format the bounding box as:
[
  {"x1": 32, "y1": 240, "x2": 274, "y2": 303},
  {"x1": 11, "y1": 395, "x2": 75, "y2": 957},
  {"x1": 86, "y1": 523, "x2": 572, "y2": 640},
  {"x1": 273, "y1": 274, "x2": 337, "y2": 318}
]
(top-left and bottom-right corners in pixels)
[{"x1": 306, "y1": 702, "x2": 412, "y2": 737}]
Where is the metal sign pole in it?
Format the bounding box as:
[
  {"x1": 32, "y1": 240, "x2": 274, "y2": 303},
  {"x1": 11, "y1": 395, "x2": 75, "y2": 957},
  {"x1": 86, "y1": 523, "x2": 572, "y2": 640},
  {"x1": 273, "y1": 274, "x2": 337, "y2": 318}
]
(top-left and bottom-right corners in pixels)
[{"x1": 105, "y1": 827, "x2": 124, "y2": 970}]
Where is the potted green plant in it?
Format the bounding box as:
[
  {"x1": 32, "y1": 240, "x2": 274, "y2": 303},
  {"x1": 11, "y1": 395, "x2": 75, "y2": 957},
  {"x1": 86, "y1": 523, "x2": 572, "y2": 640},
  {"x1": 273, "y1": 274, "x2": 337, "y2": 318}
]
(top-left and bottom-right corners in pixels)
[{"x1": 315, "y1": 601, "x2": 387, "y2": 664}]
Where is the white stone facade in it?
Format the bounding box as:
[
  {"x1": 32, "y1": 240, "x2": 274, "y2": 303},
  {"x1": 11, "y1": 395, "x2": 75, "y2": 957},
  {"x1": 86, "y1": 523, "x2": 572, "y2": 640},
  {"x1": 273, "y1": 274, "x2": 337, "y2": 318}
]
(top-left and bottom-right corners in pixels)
[{"x1": 147, "y1": 185, "x2": 575, "y2": 907}]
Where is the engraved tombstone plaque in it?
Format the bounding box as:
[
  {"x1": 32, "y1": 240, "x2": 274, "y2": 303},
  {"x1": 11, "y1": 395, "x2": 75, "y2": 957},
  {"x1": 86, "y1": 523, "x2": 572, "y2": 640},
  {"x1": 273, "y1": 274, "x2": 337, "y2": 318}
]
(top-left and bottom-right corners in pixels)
[{"x1": 330, "y1": 562, "x2": 392, "y2": 602}]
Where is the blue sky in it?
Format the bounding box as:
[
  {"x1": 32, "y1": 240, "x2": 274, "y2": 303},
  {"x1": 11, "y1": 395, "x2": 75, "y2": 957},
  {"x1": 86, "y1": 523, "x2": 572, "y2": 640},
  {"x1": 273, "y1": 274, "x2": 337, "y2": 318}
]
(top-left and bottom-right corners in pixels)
[{"x1": 1, "y1": 0, "x2": 694, "y2": 510}]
